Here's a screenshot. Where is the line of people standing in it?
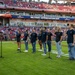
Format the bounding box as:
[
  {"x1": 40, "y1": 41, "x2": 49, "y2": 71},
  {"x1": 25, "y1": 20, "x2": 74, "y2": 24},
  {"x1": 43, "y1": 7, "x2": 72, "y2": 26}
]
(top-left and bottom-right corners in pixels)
[{"x1": 16, "y1": 24, "x2": 75, "y2": 60}]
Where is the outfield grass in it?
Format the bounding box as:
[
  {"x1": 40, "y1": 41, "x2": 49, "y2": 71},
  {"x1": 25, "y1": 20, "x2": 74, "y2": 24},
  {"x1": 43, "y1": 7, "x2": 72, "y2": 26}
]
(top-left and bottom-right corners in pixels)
[{"x1": 0, "y1": 41, "x2": 75, "y2": 75}]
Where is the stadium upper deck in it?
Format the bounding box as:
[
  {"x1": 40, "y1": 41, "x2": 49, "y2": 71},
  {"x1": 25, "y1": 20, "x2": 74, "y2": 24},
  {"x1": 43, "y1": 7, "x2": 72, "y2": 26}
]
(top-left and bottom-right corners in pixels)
[
  {"x1": 0, "y1": 0, "x2": 75, "y2": 27},
  {"x1": 0, "y1": 0, "x2": 75, "y2": 12}
]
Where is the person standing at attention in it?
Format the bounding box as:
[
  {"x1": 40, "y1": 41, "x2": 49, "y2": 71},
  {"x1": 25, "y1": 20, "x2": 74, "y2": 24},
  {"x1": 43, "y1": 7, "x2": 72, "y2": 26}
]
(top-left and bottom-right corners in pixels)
[
  {"x1": 38, "y1": 29, "x2": 42, "y2": 51},
  {"x1": 16, "y1": 29, "x2": 21, "y2": 52},
  {"x1": 30, "y1": 29, "x2": 37, "y2": 53},
  {"x1": 66, "y1": 24, "x2": 75, "y2": 60},
  {"x1": 47, "y1": 28, "x2": 53, "y2": 58},
  {"x1": 23, "y1": 30, "x2": 29, "y2": 52},
  {"x1": 55, "y1": 27, "x2": 63, "y2": 58},
  {"x1": 41, "y1": 27, "x2": 47, "y2": 56}
]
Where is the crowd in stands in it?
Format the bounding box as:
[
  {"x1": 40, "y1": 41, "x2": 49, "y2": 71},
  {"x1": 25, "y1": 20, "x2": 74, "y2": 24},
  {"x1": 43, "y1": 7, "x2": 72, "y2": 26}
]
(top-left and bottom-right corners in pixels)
[
  {"x1": 0, "y1": 25, "x2": 67, "y2": 41},
  {"x1": 0, "y1": 0, "x2": 75, "y2": 11}
]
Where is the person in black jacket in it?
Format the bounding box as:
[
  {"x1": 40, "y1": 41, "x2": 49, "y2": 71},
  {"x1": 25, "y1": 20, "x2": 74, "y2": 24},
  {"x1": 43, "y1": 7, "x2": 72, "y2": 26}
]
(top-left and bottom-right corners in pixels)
[
  {"x1": 16, "y1": 29, "x2": 21, "y2": 52},
  {"x1": 47, "y1": 28, "x2": 53, "y2": 58},
  {"x1": 38, "y1": 29, "x2": 42, "y2": 51},
  {"x1": 30, "y1": 29, "x2": 37, "y2": 53},
  {"x1": 23, "y1": 30, "x2": 29, "y2": 52},
  {"x1": 41, "y1": 27, "x2": 47, "y2": 56},
  {"x1": 66, "y1": 24, "x2": 75, "y2": 60},
  {"x1": 55, "y1": 27, "x2": 63, "y2": 58}
]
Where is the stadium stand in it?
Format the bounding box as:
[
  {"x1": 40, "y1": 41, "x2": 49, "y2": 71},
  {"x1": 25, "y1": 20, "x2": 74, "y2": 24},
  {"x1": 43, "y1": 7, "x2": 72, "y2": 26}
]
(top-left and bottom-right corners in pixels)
[{"x1": 0, "y1": 0, "x2": 75, "y2": 11}]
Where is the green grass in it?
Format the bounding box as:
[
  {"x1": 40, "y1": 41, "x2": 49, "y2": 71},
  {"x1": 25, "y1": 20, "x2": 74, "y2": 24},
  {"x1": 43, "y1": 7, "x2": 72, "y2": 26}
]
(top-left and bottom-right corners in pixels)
[{"x1": 0, "y1": 41, "x2": 75, "y2": 75}]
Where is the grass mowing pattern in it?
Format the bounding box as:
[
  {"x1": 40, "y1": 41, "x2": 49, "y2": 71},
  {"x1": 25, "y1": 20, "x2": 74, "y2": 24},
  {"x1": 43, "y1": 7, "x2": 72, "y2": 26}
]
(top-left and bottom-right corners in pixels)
[{"x1": 0, "y1": 41, "x2": 75, "y2": 75}]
